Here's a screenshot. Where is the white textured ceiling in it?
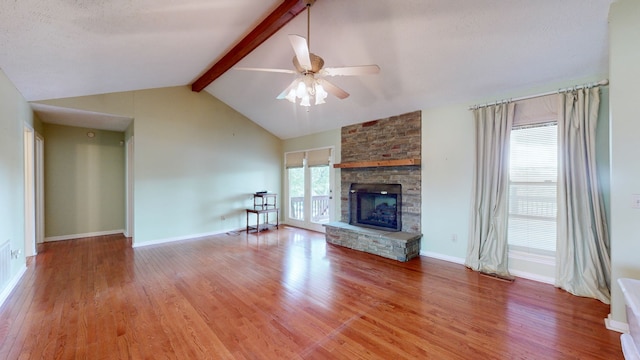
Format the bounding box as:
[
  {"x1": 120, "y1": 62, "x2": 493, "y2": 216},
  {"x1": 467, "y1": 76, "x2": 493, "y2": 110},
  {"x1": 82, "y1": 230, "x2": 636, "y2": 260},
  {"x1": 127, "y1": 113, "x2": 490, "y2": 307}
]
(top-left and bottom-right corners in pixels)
[{"x1": 0, "y1": 0, "x2": 613, "y2": 139}]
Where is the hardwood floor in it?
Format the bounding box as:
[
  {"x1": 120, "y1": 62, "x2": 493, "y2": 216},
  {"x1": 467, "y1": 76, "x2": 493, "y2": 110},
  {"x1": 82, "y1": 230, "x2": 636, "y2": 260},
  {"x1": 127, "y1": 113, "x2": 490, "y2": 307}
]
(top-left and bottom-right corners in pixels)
[{"x1": 0, "y1": 227, "x2": 623, "y2": 359}]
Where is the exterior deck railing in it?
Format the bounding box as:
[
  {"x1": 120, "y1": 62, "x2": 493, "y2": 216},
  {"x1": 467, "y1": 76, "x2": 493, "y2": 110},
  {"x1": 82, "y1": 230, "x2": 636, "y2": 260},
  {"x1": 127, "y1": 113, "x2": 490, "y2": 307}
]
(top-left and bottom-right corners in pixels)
[{"x1": 290, "y1": 195, "x2": 330, "y2": 223}]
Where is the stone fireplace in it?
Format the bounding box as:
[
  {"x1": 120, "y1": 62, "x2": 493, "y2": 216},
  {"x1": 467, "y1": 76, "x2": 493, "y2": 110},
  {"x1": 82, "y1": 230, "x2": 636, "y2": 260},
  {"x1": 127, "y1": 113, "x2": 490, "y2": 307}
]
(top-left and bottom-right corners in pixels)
[{"x1": 324, "y1": 111, "x2": 422, "y2": 261}]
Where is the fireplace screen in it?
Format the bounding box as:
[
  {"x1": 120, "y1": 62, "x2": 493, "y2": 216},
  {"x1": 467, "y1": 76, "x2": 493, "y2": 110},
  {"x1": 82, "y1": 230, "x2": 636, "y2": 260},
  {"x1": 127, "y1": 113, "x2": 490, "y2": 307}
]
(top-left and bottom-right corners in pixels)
[{"x1": 349, "y1": 183, "x2": 402, "y2": 232}]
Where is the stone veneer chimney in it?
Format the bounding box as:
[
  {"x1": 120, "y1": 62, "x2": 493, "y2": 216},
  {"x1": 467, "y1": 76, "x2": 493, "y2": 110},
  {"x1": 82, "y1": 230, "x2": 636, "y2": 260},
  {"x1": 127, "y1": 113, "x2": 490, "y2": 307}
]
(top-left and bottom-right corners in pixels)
[{"x1": 339, "y1": 110, "x2": 421, "y2": 233}]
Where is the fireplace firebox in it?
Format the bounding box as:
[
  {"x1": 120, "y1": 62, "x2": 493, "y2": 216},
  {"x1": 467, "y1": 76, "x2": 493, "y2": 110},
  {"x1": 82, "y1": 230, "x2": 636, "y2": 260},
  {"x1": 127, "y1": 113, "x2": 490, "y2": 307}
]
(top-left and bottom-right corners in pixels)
[{"x1": 349, "y1": 183, "x2": 402, "y2": 232}]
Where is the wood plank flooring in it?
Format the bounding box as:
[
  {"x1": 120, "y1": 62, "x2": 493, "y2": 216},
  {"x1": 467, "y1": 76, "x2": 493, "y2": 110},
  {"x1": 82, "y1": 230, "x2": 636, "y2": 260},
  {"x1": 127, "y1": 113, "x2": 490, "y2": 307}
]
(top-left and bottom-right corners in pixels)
[{"x1": 0, "y1": 227, "x2": 623, "y2": 359}]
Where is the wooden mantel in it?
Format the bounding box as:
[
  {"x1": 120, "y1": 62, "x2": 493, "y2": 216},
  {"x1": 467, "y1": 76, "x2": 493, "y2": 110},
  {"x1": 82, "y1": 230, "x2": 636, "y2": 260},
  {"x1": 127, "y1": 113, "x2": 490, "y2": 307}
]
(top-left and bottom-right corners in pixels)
[{"x1": 333, "y1": 158, "x2": 421, "y2": 169}]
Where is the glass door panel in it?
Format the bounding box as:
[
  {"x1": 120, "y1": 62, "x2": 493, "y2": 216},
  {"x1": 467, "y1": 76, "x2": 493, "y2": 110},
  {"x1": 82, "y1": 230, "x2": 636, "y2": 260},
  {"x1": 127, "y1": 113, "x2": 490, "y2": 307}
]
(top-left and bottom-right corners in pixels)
[
  {"x1": 310, "y1": 165, "x2": 330, "y2": 224},
  {"x1": 288, "y1": 167, "x2": 304, "y2": 221}
]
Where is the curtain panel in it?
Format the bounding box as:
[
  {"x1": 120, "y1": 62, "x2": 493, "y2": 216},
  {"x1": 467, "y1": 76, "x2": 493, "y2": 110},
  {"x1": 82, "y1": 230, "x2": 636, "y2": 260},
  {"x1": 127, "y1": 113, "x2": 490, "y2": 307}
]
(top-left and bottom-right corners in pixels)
[
  {"x1": 556, "y1": 87, "x2": 611, "y2": 304},
  {"x1": 466, "y1": 103, "x2": 515, "y2": 278}
]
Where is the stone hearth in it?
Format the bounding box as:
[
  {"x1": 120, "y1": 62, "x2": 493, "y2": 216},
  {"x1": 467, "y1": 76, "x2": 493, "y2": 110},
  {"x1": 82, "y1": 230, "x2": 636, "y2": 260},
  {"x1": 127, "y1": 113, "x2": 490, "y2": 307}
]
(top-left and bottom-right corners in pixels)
[{"x1": 324, "y1": 222, "x2": 421, "y2": 262}]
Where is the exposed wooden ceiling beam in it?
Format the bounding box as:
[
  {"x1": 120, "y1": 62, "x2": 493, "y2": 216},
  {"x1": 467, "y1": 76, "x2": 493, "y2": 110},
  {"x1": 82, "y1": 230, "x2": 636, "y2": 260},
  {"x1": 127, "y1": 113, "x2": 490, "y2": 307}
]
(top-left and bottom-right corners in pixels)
[{"x1": 191, "y1": 0, "x2": 310, "y2": 93}]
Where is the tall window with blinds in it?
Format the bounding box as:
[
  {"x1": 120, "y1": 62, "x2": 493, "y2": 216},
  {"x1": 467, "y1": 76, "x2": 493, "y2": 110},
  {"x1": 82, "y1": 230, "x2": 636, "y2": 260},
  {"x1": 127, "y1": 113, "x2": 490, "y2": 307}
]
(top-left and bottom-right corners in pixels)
[{"x1": 507, "y1": 123, "x2": 558, "y2": 255}]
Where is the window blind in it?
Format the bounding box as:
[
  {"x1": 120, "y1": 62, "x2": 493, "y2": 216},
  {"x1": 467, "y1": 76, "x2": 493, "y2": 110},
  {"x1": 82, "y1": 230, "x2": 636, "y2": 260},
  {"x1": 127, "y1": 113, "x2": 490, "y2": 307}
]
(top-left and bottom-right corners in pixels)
[
  {"x1": 285, "y1": 151, "x2": 305, "y2": 169},
  {"x1": 307, "y1": 148, "x2": 331, "y2": 167},
  {"x1": 508, "y1": 123, "x2": 557, "y2": 254},
  {"x1": 512, "y1": 95, "x2": 558, "y2": 127}
]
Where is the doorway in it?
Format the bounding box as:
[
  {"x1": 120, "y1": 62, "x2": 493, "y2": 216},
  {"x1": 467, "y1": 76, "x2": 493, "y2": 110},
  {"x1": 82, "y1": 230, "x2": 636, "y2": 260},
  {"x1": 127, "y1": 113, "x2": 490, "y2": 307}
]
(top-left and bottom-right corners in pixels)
[
  {"x1": 23, "y1": 126, "x2": 36, "y2": 256},
  {"x1": 285, "y1": 147, "x2": 333, "y2": 232}
]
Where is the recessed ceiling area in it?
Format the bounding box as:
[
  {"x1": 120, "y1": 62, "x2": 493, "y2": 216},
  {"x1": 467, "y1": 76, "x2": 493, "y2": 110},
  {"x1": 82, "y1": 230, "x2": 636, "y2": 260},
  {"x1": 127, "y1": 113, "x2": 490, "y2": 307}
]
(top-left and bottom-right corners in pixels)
[
  {"x1": 31, "y1": 103, "x2": 132, "y2": 132},
  {"x1": 1, "y1": 0, "x2": 614, "y2": 139}
]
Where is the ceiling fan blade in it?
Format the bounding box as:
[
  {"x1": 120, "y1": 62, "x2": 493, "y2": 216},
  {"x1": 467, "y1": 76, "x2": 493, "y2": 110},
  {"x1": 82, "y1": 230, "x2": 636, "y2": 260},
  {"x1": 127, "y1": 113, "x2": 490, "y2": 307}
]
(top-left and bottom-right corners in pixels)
[
  {"x1": 276, "y1": 78, "x2": 300, "y2": 99},
  {"x1": 318, "y1": 78, "x2": 349, "y2": 99},
  {"x1": 320, "y1": 65, "x2": 381, "y2": 77},
  {"x1": 289, "y1": 34, "x2": 312, "y2": 71},
  {"x1": 234, "y1": 67, "x2": 297, "y2": 74}
]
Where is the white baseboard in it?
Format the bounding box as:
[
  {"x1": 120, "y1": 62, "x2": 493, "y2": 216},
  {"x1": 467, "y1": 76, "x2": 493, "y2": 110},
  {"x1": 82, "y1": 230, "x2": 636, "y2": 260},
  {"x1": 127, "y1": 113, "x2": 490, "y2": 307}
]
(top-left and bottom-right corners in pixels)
[
  {"x1": 132, "y1": 228, "x2": 243, "y2": 248},
  {"x1": 0, "y1": 265, "x2": 27, "y2": 310},
  {"x1": 45, "y1": 229, "x2": 125, "y2": 242},
  {"x1": 605, "y1": 313, "x2": 629, "y2": 333},
  {"x1": 421, "y1": 251, "x2": 556, "y2": 285},
  {"x1": 421, "y1": 251, "x2": 465, "y2": 265}
]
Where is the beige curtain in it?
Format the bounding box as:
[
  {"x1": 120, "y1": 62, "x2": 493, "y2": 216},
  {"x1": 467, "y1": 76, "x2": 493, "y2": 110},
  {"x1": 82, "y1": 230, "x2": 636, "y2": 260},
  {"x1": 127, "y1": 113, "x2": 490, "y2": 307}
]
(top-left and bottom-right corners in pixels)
[
  {"x1": 466, "y1": 103, "x2": 515, "y2": 278},
  {"x1": 556, "y1": 87, "x2": 611, "y2": 303}
]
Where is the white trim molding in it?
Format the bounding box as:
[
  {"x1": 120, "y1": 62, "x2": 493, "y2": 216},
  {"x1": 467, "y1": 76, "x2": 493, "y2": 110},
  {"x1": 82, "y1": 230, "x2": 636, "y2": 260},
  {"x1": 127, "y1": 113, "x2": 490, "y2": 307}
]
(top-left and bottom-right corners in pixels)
[
  {"x1": 132, "y1": 228, "x2": 243, "y2": 248},
  {"x1": 421, "y1": 251, "x2": 465, "y2": 265},
  {"x1": 422, "y1": 250, "x2": 556, "y2": 285},
  {"x1": 0, "y1": 265, "x2": 27, "y2": 309},
  {"x1": 605, "y1": 313, "x2": 629, "y2": 334},
  {"x1": 45, "y1": 229, "x2": 125, "y2": 242}
]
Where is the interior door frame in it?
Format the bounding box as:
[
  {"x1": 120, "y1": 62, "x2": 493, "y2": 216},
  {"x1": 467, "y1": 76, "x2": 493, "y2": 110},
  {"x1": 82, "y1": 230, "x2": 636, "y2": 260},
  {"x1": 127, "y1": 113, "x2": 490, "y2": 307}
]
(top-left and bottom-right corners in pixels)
[
  {"x1": 23, "y1": 125, "x2": 36, "y2": 256},
  {"x1": 125, "y1": 136, "x2": 134, "y2": 242},
  {"x1": 35, "y1": 132, "x2": 44, "y2": 245}
]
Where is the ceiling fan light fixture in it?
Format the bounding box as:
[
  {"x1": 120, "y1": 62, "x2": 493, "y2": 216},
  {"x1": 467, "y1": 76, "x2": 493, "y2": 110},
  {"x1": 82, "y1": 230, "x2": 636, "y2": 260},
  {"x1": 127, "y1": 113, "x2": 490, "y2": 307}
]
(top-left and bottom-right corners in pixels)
[
  {"x1": 284, "y1": 75, "x2": 328, "y2": 106},
  {"x1": 296, "y1": 80, "x2": 308, "y2": 98},
  {"x1": 285, "y1": 87, "x2": 297, "y2": 103},
  {"x1": 300, "y1": 95, "x2": 311, "y2": 107},
  {"x1": 236, "y1": 0, "x2": 378, "y2": 107},
  {"x1": 315, "y1": 83, "x2": 327, "y2": 105}
]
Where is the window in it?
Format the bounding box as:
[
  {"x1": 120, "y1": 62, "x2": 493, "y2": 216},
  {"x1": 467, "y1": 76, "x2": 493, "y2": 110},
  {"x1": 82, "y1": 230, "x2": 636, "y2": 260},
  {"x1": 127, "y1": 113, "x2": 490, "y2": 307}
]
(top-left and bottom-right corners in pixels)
[{"x1": 507, "y1": 123, "x2": 557, "y2": 255}]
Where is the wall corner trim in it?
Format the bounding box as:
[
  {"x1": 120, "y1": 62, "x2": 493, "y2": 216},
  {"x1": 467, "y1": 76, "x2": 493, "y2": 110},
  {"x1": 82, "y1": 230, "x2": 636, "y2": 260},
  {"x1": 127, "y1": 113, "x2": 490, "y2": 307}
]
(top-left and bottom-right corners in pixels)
[{"x1": 605, "y1": 314, "x2": 629, "y2": 333}]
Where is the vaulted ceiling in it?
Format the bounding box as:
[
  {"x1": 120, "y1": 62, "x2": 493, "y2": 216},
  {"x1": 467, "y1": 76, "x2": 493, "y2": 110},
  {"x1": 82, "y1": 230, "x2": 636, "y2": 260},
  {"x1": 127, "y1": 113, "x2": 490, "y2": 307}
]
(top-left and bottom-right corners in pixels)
[{"x1": 0, "y1": 0, "x2": 613, "y2": 139}]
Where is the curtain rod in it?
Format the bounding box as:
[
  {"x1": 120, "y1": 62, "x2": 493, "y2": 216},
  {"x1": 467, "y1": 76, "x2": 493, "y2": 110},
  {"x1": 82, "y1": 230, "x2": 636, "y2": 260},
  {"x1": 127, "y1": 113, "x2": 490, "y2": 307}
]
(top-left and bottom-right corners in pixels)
[{"x1": 468, "y1": 79, "x2": 609, "y2": 110}]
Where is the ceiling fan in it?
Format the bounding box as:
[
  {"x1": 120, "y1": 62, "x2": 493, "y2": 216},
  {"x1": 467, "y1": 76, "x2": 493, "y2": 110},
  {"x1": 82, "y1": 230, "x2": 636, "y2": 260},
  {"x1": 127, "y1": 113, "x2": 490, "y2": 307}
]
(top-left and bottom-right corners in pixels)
[{"x1": 235, "y1": 0, "x2": 380, "y2": 106}]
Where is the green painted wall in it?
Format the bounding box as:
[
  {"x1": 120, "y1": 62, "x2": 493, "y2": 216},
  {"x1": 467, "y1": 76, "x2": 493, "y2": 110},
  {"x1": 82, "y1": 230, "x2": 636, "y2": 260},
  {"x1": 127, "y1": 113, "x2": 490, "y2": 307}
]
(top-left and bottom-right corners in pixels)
[
  {"x1": 132, "y1": 86, "x2": 282, "y2": 243},
  {"x1": 0, "y1": 69, "x2": 32, "y2": 288},
  {"x1": 40, "y1": 86, "x2": 282, "y2": 245},
  {"x1": 609, "y1": 0, "x2": 640, "y2": 324},
  {"x1": 282, "y1": 129, "x2": 341, "y2": 161},
  {"x1": 421, "y1": 104, "x2": 474, "y2": 261},
  {"x1": 43, "y1": 124, "x2": 125, "y2": 238}
]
